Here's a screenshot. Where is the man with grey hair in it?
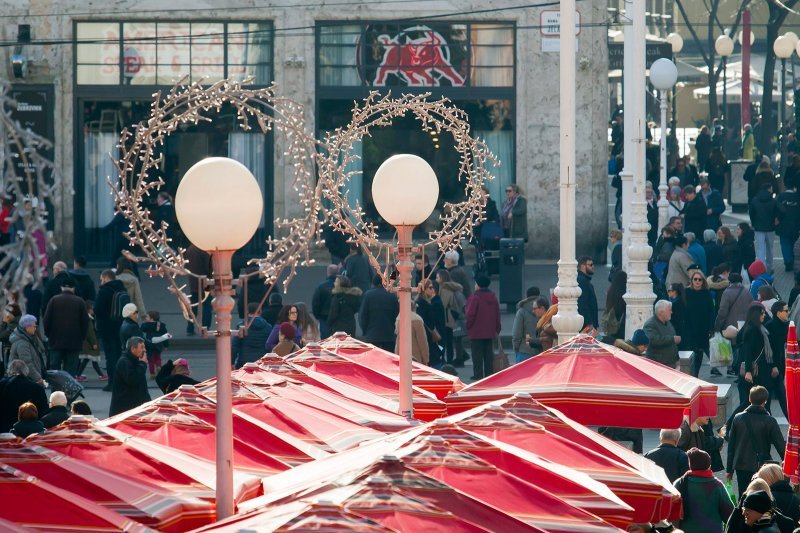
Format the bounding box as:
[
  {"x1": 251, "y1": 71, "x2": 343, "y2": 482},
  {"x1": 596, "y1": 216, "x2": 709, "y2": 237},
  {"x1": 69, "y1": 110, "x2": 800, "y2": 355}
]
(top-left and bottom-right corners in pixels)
[
  {"x1": 109, "y1": 336, "x2": 150, "y2": 416},
  {"x1": 644, "y1": 428, "x2": 689, "y2": 482},
  {"x1": 41, "y1": 261, "x2": 75, "y2": 316},
  {"x1": 40, "y1": 390, "x2": 70, "y2": 429},
  {"x1": 312, "y1": 264, "x2": 339, "y2": 339},
  {"x1": 0, "y1": 359, "x2": 47, "y2": 432},
  {"x1": 643, "y1": 300, "x2": 680, "y2": 368},
  {"x1": 702, "y1": 229, "x2": 724, "y2": 274}
]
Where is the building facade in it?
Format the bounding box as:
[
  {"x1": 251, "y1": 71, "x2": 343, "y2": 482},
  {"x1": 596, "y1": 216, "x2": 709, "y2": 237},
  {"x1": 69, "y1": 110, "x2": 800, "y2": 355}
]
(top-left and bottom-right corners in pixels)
[{"x1": 1, "y1": 0, "x2": 609, "y2": 261}]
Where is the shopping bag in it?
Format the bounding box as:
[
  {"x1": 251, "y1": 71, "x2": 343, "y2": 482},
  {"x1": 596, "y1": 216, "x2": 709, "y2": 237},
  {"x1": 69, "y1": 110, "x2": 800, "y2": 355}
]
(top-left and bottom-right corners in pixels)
[
  {"x1": 709, "y1": 333, "x2": 732, "y2": 368},
  {"x1": 492, "y1": 337, "x2": 510, "y2": 373}
]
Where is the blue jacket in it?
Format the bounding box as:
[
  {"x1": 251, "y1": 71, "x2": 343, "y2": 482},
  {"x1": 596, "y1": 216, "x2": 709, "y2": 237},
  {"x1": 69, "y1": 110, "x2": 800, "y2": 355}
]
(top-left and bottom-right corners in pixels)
[
  {"x1": 750, "y1": 274, "x2": 774, "y2": 300},
  {"x1": 688, "y1": 242, "x2": 707, "y2": 274},
  {"x1": 702, "y1": 188, "x2": 725, "y2": 231},
  {"x1": 232, "y1": 316, "x2": 271, "y2": 368}
]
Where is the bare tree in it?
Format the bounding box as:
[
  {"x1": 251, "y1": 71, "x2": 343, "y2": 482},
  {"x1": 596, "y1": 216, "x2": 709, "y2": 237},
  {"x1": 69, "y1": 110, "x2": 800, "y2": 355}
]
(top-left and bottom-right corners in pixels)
[{"x1": 674, "y1": 0, "x2": 751, "y2": 122}]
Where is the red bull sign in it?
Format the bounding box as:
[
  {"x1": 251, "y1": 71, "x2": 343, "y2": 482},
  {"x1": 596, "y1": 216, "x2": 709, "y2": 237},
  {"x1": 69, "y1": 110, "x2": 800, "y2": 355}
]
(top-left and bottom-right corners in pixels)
[{"x1": 372, "y1": 25, "x2": 465, "y2": 87}]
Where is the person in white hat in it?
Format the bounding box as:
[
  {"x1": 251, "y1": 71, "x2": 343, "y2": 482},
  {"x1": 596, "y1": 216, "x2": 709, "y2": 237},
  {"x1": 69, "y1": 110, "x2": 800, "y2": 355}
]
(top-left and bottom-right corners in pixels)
[{"x1": 118, "y1": 303, "x2": 144, "y2": 370}]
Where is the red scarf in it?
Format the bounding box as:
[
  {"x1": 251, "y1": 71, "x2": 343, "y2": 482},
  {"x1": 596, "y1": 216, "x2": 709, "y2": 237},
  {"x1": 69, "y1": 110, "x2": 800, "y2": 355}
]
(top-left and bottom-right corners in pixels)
[{"x1": 688, "y1": 469, "x2": 714, "y2": 478}]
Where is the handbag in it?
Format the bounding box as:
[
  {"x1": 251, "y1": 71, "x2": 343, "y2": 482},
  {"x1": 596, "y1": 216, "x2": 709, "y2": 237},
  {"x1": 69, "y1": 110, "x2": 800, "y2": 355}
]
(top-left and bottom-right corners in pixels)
[
  {"x1": 425, "y1": 324, "x2": 442, "y2": 344},
  {"x1": 492, "y1": 337, "x2": 510, "y2": 372},
  {"x1": 600, "y1": 307, "x2": 620, "y2": 336},
  {"x1": 739, "y1": 347, "x2": 763, "y2": 378}
]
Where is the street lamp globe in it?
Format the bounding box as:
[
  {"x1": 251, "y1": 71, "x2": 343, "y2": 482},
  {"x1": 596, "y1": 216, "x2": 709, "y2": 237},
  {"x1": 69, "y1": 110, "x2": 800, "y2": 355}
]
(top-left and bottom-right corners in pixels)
[
  {"x1": 785, "y1": 32, "x2": 799, "y2": 49},
  {"x1": 774, "y1": 35, "x2": 794, "y2": 59},
  {"x1": 715, "y1": 35, "x2": 734, "y2": 57},
  {"x1": 650, "y1": 58, "x2": 678, "y2": 90},
  {"x1": 737, "y1": 30, "x2": 755, "y2": 47},
  {"x1": 665, "y1": 33, "x2": 684, "y2": 54},
  {"x1": 175, "y1": 157, "x2": 264, "y2": 251},
  {"x1": 372, "y1": 154, "x2": 439, "y2": 226}
]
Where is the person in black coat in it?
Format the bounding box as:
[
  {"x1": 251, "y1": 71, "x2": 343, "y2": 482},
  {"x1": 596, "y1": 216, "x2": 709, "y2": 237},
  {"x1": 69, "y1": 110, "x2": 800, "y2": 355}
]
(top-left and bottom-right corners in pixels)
[
  {"x1": 155, "y1": 358, "x2": 199, "y2": 394},
  {"x1": 40, "y1": 262, "x2": 76, "y2": 317},
  {"x1": 327, "y1": 275, "x2": 362, "y2": 337},
  {"x1": 576, "y1": 257, "x2": 598, "y2": 329},
  {"x1": 758, "y1": 464, "x2": 800, "y2": 525},
  {"x1": 11, "y1": 402, "x2": 45, "y2": 438},
  {"x1": 343, "y1": 243, "x2": 373, "y2": 294},
  {"x1": 740, "y1": 303, "x2": 779, "y2": 392},
  {"x1": 644, "y1": 428, "x2": 689, "y2": 483},
  {"x1": 359, "y1": 274, "x2": 399, "y2": 351},
  {"x1": 39, "y1": 391, "x2": 70, "y2": 429},
  {"x1": 109, "y1": 337, "x2": 151, "y2": 417},
  {"x1": 737, "y1": 222, "x2": 757, "y2": 273},
  {"x1": 416, "y1": 280, "x2": 447, "y2": 367},
  {"x1": 0, "y1": 360, "x2": 47, "y2": 433},
  {"x1": 682, "y1": 186, "x2": 707, "y2": 238},
  {"x1": 776, "y1": 182, "x2": 800, "y2": 272},
  {"x1": 95, "y1": 271, "x2": 126, "y2": 391},
  {"x1": 68, "y1": 257, "x2": 96, "y2": 303},
  {"x1": 312, "y1": 265, "x2": 339, "y2": 339},
  {"x1": 765, "y1": 302, "x2": 790, "y2": 419},
  {"x1": 119, "y1": 304, "x2": 145, "y2": 353},
  {"x1": 232, "y1": 303, "x2": 272, "y2": 369},
  {"x1": 684, "y1": 273, "x2": 715, "y2": 377}
]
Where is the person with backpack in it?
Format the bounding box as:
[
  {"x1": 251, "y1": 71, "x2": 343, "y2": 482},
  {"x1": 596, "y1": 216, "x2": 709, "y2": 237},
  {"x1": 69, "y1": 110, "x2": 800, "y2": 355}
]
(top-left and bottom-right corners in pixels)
[
  {"x1": 673, "y1": 448, "x2": 734, "y2": 532},
  {"x1": 94, "y1": 270, "x2": 129, "y2": 391},
  {"x1": 748, "y1": 260, "x2": 774, "y2": 301}
]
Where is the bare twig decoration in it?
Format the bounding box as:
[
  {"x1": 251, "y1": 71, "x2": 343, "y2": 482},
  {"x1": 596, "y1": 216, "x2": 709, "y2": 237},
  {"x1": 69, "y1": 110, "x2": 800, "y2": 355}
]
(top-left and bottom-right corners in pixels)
[
  {"x1": 110, "y1": 78, "x2": 323, "y2": 332},
  {"x1": 0, "y1": 82, "x2": 56, "y2": 297},
  {"x1": 316, "y1": 91, "x2": 496, "y2": 286}
]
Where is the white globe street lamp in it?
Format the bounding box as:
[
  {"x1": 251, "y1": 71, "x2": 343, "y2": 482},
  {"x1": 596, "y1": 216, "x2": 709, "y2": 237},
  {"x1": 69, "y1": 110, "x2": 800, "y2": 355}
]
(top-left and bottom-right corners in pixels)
[
  {"x1": 785, "y1": 32, "x2": 799, "y2": 49},
  {"x1": 715, "y1": 35, "x2": 734, "y2": 123},
  {"x1": 650, "y1": 58, "x2": 678, "y2": 232},
  {"x1": 737, "y1": 30, "x2": 755, "y2": 47},
  {"x1": 175, "y1": 156, "x2": 263, "y2": 519},
  {"x1": 666, "y1": 32, "x2": 684, "y2": 54},
  {"x1": 371, "y1": 154, "x2": 438, "y2": 416}
]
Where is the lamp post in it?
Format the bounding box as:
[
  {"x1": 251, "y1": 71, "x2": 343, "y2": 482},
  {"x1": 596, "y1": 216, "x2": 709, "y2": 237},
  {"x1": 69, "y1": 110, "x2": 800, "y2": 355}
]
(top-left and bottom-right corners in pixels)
[
  {"x1": 665, "y1": 33, "x2": 683, "y2": 133},
  {"x1": 775, "y1": 35, "x2": 794, "y2": 176},
  {"x1": 371, "y1": 154, "x2": 438, "y2": 417},
  {"x1": 715, "y1": 35, "x2": 734, "y2": 124},
  {"x1": 650, "y1": 58, "x2": 678, "y2": 232},
  {"x1": 175, "y1": 157, "x2": 263, "y2": 520}
]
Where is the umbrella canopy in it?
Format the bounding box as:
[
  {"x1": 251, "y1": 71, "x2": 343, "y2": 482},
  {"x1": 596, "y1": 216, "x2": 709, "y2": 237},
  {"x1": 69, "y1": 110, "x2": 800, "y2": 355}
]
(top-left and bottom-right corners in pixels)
[
  {"x1": 445, "y1": 335, "x2": 717, "y2": 428},
  {"x1": 25, "y1": 416, "x2": 262, "y2": 505},
  {"x1": 287, "y1": 345, "x2": 447, "y2": 421},
  {"x1": 104, "y1": 400, "x2": 292, "y2": 476},
  {"x1": 0, "y1": 463, "x2": 150, "y2": 532},
  {"x1": 785, "y1": 322, "x2": 800, "y2": 482},
  {"x1": 0, "y1": 434, "x2": 214, "y2": 531},
  {"x1": 450, "y1": 399, "x2": 679, "y2": 523},
  {"x1": 316, "y1": 333, "x2": 465, "y2": 399}
]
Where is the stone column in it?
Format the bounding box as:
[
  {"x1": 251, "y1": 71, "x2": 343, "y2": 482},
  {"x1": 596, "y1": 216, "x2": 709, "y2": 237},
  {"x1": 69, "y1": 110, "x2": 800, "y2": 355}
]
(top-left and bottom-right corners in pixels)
[
  {"x1": 553, "y1": 0, "x2": 584, "y2": 344},
  {"x1": 623, "y1": 0, "x2": 656, "y2": 334}
]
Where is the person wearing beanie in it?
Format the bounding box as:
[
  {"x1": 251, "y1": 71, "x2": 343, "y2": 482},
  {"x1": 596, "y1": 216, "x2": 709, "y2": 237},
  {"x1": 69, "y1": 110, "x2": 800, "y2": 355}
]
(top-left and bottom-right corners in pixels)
[
  {"x1": 748, "y1": 259, "x2": 773, "y2": 300},
  {"x1": 739, "y1": 489, "x2": 795, "y2": 531},
  {"x1": 155, "y1": 357, "x2": 199, "y2": 394},
  {"x1": 465, "y1": 273, "x2": 501, "y2": 380},
  {"x1": 272, "y1": 321, "x2": 301, "y2": 357},
  {"x1": 119, "y1": 303, "x2": 145, "y2": 372},
  {"x1": 613, "y1": 328, "x2": 649, "y2": 356},
  {"x1": 673, "y1": 447, "x2": 733, "y2": 533},
  {"x1": 9, "y1": 315, "x2": 47, "y2": 384}
]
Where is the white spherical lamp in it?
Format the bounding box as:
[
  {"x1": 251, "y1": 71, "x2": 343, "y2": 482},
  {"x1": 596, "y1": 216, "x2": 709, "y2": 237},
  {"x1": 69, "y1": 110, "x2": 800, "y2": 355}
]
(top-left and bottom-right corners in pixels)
[
  {"x1": 785, "y1": 32, "x2": 799, "y2": 49},
  {"x1": 650, "y1": 58, "x2": 678, "y2": 90},
  {"x1": 715, "y1": 35, "x2": 734, "y2": 57},
  {"x1": 665, "y1": 33, "x2": 684, "y2": 54},
  {"x1": 737, "y1": 30, "x2": 755, "y2": 46},
  {"x1": 371, "y1": 154, "x2": 439, "y2": 227},
  {"x1": 175, "y1": 157, "x2": 263, "y2": 251},
  {"x1": 774, "y1": 35, "x2": 794, "y2": 59}
]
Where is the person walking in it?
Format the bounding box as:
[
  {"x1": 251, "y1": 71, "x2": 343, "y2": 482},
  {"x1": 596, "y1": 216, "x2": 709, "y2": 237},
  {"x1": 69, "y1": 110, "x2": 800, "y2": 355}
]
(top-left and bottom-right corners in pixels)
[
  {"x1": 359, "y1": 275, "x2": 399, "y2": 352},
  {"x1": 704, "y1": 230, "x2": 724, "y2": 275},
  {"x1": 140, "y1": 310, "x2": 170, "y2": 380},
  {"x1": 312, "y1": 264, "x2": 339, "y2": 339},
  {"x1": 465, "y1": 275, "x2": 501, "y2": 380},
  {"x1": 443, "y1": 251, "x2": 472, "y2": 364},
  {"x1": 416, "y1": 280, "x2": 446, "y2": 367},
  {"x1": 684, "y1": 272, "x2": 715, "y2": 377},
  {"x1": 436, "y1": 269, "x2": 466, "y2": 365},
  {"x1": 9, "y1": 315, "x2": 47, "y2": 386},
  {"x1": 576, "y1": 256, "x2": 598, "y2": 330},
  {"x1": 673, "y1": 448, "x2": 734, "y2": 533},
  {"x1": 69, "y1": 256, "x2": 96, "y2": 302},
  {"x1": 94, "y1": 270, "x2": 126, "y2": 391},
  {"x1": 740, "y1": 303, "x2": 780, "y2": 393},
  {"x1": 232, "y1": 303, "x2": 271, "y2": 368},
  {"x1": 43, "y1": 278, "x2": 89, "y2": 377},
  {"x1": 109, "y1": 337, "x2": 151, "y2": 417},
  {"x1": 119, "y1": 303, "x2": 144, "y2": 356},
  {"x1": 678, "y1": 415, "x2": 725, "y2": 473},
  {"x1": 737, "y1": 222, "x2": 757, "y2": 274},
  {"x1": 695, "y1": 125, "x2": 713, "y2": 171},
  {"x1": 511, "y1": 287, "x2": 542, "y2": 364},
  {"x1": 601, "y1": 271, "x2": 627, "y2": 341},
  {"x1": 718, "y1": 227, "x2": 741, "y2": 274},
  {"x1": 714, "y1": 272, "x2": 753, "y2": 331},
  {"x1": 765, "y1": 301, "x2": 790, "y2": 419},
  {"x1": 682, "y1": 186, "x2": 707, "y2": 238},
  {"x1": 342, "y1": 242, "x2": 373, "y2": 294},
  {"x1": 699, "y1": 178, "x2": 725, "y2": 232},
  {"x1": 115, "y1": 257, "x2": 147, "y2": 317},
  {"x1": 501, "y1": 184, "x2": 528, "y2": 240},
  {"x1": 40, "y1": 261, "x2": 75, "y2": 315},
  {"x1": 394, "y1": 301, "x2": 429, "y2": 365},
  {"x1": 324, "y1": 275, "x2": 361, "y2": 337},
  {"x1": 644, "y1": 428, "x2": 689, "y2": 483},
  {"x1": 666, "y1": 235, "x2": 694, "y2": 288},
  {"x1": 726, "y1": 385, "x2": 786, "y2": 499},
  {"x1": 749, "y1": 183, "x2": 778, "y2": 273},
  {"x1": 643, "y1": 300, "x2": 680, "y2": 369},
  {"x1": 776, "y1": 180, "x2": 800, "y2": 272},
  {"x1": 76, "y1": 302, "x2": 106, "y2": 382}
]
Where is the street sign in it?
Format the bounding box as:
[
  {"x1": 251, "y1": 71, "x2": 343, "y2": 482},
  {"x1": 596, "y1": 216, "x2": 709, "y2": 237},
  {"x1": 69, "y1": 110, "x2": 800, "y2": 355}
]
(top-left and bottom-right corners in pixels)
[
  {"x1": 608, "y1": 42, "x2": 672, "y2": 70},
  {"x1": 540, "y1": 10, "x2": 581, "y2": 36}
]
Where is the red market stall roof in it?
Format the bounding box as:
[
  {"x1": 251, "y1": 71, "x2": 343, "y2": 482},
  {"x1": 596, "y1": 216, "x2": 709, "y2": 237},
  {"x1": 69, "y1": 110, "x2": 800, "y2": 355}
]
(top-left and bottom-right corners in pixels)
[{"x1": 445, "y1": 335, "x2": 717, "y2": 428}]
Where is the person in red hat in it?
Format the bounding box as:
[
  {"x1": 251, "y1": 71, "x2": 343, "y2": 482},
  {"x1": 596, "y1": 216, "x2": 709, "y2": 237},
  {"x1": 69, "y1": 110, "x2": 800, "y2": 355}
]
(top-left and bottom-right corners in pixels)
[
  {"x1": 155, "y1": 357, "x2": 199, "y2": 394},
  {"x1": 272, "y1": 322, "x2": 301, "y2": 357}
]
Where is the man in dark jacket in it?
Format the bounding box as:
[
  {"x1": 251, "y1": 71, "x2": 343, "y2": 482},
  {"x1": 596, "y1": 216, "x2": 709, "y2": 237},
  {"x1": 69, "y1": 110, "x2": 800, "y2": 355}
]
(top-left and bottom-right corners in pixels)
[
  {"x1": 119, "y1": 304, "x2": 144, "y2": 351},
  {"x1": 40, "y1": 391, "x2": 70, "y2": 429},
  {"x1": 682, "y1": 185, "x2": 707, "y2": 237},
  {"x1": 185, "y1": 245, "x2": 212, "y2": 335},
  {"x1": 68, "y1": 256, "x2": 96, "y2": 302},
  {"x1": 726, "y1": 386, "x2": 786, "y2": 499},
  {"x1": 465, "y1": 275, "x2": 501, "y2": 380},
  {"x1": 0, "y1": 360, "x2": 47, "y2": 433},
  {"x1": 40, "y1": 261, "x2": 75, "y2": 315},
  {"x1": 343, "y1": 243, "x2": 373, "y2": 294},
  {"x1": 765, "y1": 301, "x2": 790, "y2": 419},
  {"x1": 95, "y1": 270, "x2": 125, "y2": 391},
  {"x1": 577, "y1": 256, "x2": 598, "y2": 329},
  {"x1": 359, "y1": 274, "x2": 399, "y2": 352},
  {"x1": 749, "y1": 183, "x2": 778, "y2": 272},
  {"x1": 776, "y1": 181, "x2": 800, "y2": 271},
  {"x1": 42, "y1": 278, "x2": 88, "y2": 377},
  {"x1": 232, "y1": 303, "x2": 272, "y2": 369},
  {"x1": 311, "y1": 264, "x2": 338, "y2": 339},
  {"x1": 644, "y1": 428, "x2": 689, "y2": 483},
  {"x1": 109, "y1": 336, "x2": 151, "y2": 416},
  {"x1": 699, "y1": 178, "x2": 726, "y2": 231}
]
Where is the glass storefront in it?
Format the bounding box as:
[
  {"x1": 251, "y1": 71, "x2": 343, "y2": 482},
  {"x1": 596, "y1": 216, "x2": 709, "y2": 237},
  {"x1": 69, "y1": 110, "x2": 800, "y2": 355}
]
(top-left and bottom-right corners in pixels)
[
  {"x1": 74, "y1": 21, "x2": 273, "y2": 260},
  {"x1": 315, "y1": 21, "x2": 515, "y2": 232}
]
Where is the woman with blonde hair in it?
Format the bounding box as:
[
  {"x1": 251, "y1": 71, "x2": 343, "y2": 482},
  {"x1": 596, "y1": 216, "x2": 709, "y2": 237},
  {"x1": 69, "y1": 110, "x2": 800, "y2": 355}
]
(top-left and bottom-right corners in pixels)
[
  {"x1": 536, "y1": 303, "x2": 558, "y2": 351},
  {"x1": 757, "y1": 463, "x2": 800, "y2": 524}
]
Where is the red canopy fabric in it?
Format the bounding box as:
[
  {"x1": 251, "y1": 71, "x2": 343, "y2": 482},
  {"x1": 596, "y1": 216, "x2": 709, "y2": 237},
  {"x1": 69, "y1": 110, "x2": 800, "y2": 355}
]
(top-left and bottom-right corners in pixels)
[
  {"x1": 0, "y1": 463, "x2": 150, "y2": 532},
  {"x1": 785, "y1": 322, "x2": 800, "y2": 482},
  {"x1": 25, "y1": 416, "x2": 262, "y2": 506},
  {"x1": 317, "y1": 333, "x2": 465, "y2": 399},
  {"x1": 0, "y1": 434, "x2": 214, "y2": 531},
  {"x1": 445, "y1": 335, "x2": 717, "y2": 428},
  {"x1": 448, "y1": 397, "x2": 680, "y2": 523},
  {"x1": 287, "y1": 345, "x2": 447, "y2": 421}
]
